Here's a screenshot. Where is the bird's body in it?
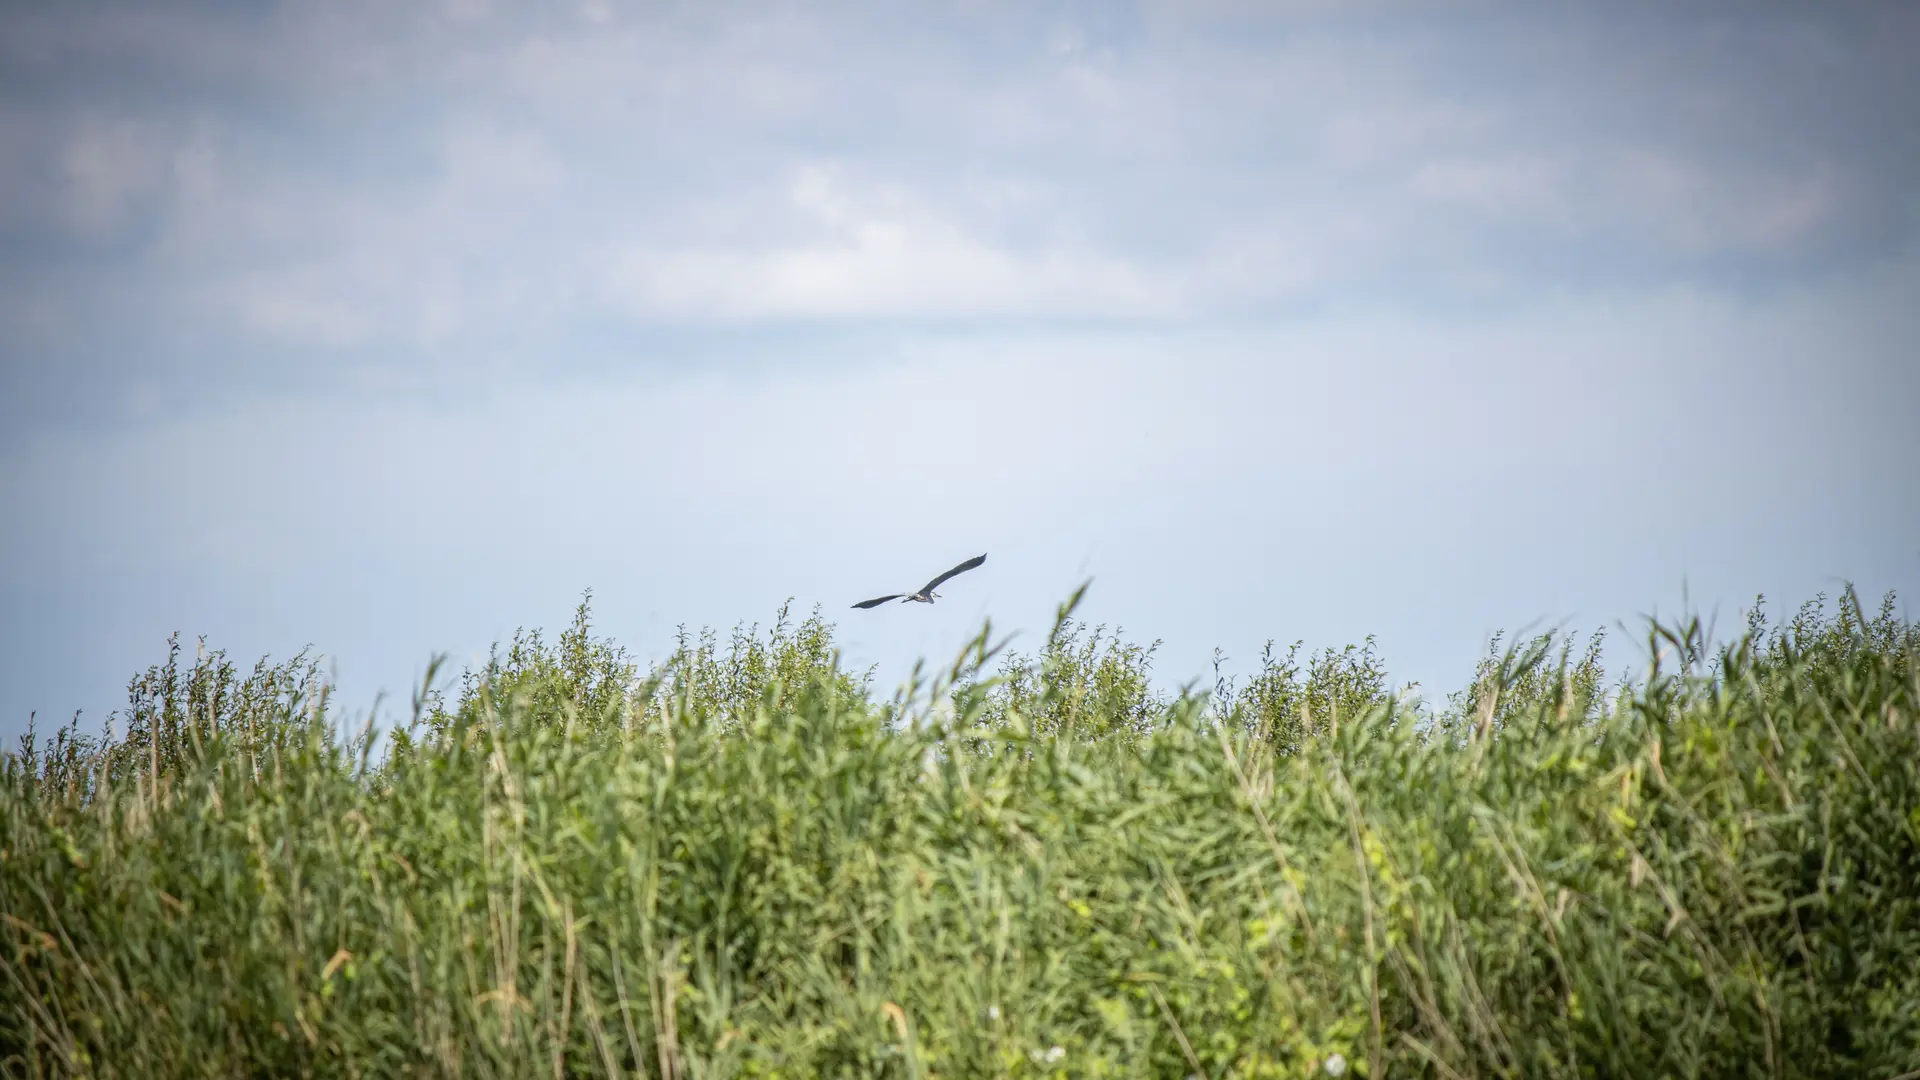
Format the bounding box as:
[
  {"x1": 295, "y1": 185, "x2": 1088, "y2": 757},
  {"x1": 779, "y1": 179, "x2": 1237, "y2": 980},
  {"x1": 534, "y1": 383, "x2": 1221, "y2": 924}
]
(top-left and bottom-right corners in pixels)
[{"x1": 853, "y1": 553, "x2": 987, "y2": 609}]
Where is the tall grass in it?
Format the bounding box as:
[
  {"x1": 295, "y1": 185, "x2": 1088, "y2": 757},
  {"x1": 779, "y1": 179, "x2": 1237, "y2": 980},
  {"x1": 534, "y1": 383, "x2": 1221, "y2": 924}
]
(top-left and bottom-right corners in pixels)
[{"x1": 2, "y1": 589, "x2": 1916, "y2": 1078}]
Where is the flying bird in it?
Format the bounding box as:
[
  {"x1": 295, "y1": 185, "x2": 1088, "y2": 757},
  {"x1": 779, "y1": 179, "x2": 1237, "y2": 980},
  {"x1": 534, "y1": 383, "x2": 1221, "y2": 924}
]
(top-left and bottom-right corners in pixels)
[{"x1": 853, "y1": 554, "x2": 987, "y2": 609}]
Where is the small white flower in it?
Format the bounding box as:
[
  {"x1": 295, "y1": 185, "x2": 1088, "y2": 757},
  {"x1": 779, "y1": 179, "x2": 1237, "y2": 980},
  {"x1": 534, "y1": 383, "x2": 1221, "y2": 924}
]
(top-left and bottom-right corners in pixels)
[
  {"x1": 986, "y1": 1005, "x2": 1000, "y2": 1020},
  {"x1": 1324, "y1": 1051, "x2": 1348, "y2": 1076},
  {"x1": 1046, "y1": 1045, "x2": 1066, "y2": 1064}
]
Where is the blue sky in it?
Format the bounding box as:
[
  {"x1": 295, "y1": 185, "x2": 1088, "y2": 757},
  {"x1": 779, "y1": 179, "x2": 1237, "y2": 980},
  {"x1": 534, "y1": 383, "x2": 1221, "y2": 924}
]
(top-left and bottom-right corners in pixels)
[{"x1": 3, "y1": 2, "x2": 1917, "y2": 740}]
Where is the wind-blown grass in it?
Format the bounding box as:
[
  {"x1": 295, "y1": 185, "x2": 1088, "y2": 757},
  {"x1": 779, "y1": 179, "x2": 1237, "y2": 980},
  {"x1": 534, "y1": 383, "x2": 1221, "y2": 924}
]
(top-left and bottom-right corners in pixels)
[{"x1": 2, "y1": 589, "x2": 1916, "y2": 1078}]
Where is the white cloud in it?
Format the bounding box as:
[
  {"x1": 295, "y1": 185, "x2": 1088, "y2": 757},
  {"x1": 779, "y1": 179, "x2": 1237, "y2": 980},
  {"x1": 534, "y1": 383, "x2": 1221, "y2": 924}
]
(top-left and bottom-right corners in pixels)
[
  {"x1": 55, "y1": 117, "x2": 187, "y2": 235},
  {"x1": 3, "y1": 2, "x2": 1916, "y2": 425},
  {"x1": 1411, "y1": 154, "x2": 1569, "y2": 220},
  {"x1": 437, "y1": 119, "x2": 567, "y2": 196},
  {"x1": 1409, "y1": 144, "x2": 1847, "y2": 266},
  {"x1": 234, "y1": 287, "x2": 377, "y2": 346},
  {"x1": 1612, "y1": 150, "x2": 1841, "y2": 258},
  {"x1": 607, "y1": 167, "x2": 1177, "y2": 318}
]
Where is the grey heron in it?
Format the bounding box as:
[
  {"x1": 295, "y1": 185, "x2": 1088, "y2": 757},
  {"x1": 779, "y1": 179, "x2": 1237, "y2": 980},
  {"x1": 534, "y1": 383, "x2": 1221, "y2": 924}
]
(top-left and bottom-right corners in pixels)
[{"x1": 853, "y1": 554, "x2": 987, "y2": 609}]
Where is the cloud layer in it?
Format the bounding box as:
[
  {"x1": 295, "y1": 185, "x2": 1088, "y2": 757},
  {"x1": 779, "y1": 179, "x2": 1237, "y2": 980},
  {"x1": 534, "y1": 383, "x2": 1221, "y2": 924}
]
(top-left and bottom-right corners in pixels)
[{"x1": 3, "y1": 2, "x2": 1918, "y2": 431}]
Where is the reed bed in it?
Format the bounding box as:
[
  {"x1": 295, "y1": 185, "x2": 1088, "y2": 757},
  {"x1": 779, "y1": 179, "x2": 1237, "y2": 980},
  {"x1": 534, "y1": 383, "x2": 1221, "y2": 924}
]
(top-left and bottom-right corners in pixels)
[{"x1": 3, "y1": 590, "x2": 1916, "y2": 1078}]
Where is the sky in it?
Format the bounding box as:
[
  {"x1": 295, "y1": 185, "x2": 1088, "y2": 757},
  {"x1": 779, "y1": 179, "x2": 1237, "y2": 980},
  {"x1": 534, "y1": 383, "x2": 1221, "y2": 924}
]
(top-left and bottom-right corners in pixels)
[{"x1": 3, "y1": 1, "x2": 1918, "y2": 741}]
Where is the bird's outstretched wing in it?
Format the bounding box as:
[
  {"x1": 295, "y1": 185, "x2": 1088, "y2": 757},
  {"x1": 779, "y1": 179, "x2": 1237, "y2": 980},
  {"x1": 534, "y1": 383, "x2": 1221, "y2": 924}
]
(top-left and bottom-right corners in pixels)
[
  {"x1": 852, "y1": 594, "x2": 904, "y2": 610},
  {"x1": 919, "y1": 553, "x2": 987, "y2": 594}
]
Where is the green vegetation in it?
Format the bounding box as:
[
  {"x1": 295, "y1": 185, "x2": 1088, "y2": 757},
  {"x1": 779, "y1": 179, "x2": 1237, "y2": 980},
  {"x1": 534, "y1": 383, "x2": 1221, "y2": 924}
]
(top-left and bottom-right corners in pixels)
[{"x1": 3, "y1": 589, "x2": 1917, "y2": 1078}]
